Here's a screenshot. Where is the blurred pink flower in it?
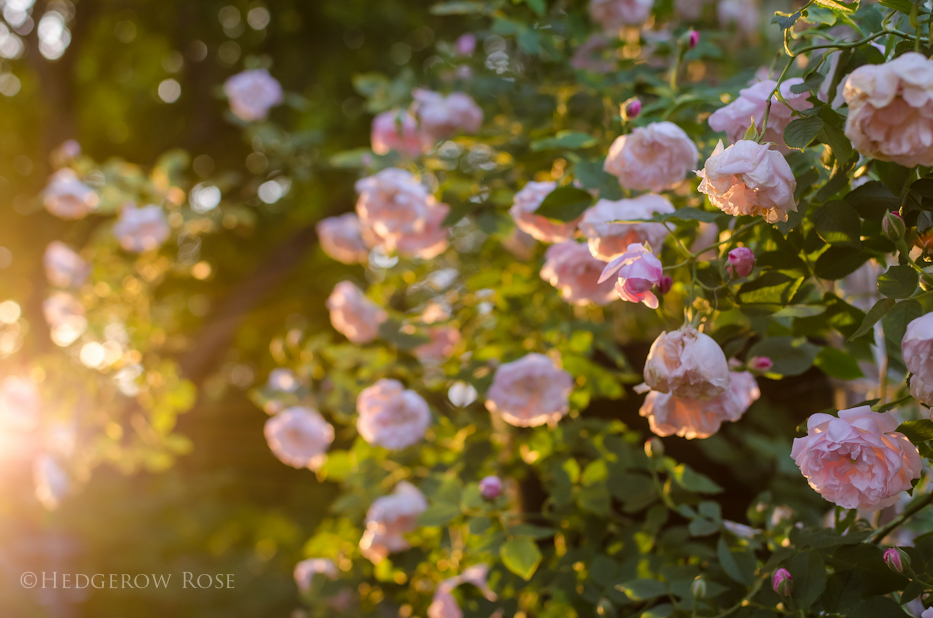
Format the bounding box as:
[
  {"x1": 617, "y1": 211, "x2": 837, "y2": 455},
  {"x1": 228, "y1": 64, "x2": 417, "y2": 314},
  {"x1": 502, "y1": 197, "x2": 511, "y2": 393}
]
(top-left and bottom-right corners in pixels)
[
  {"x1": 604, "y1": 122, "x2": 698, "y2": 192},
  {"x1": 644, "y1": 327, "x2": 730, "y2": 400},
  {"x1": 414, "y1": 89, "x2": 483, "y2": 147},
  {"x1": 904, "y1": 312, "x2": 933, "y2": 405},
  {"x1": 510, "y1": 181, "x2": 579, "y2": 243},
  {"x1": 316, "y1": 213, "x2": 370, "y2": 264},
  {"x1": 113, "y1": 204, "x2": 171, "y2": 253},
  {"x1": 588, "y1": 0, "x2": 654, "y2": 31},
  {"x1": 598, "y1": 243, "x2": 664, "y2": 308},
  {"x1": 414, "y1": 326, "x2": 461, "y2": 363},
  {"x1": 43, "y1": 169, "x2": 98, "y2": 219},
  {"x1": 718, "y1": 0, "x2": 760, "y2": 33},
  {"x1": 326, "y1": 281, "x2": 387, "y2": 344},
  {"x1": 456, "y1": 33, "x2": 476, "y2": 56},
  {"x1": 44, "y1": 241, "x2": 89, "y2": 288},
  {"x1": 223, "y1": 69, "x2": 283, "y2": 122},
  {"x1": 294, "y1": 558, "x2": 338, "y2": 592},
  {"x1": 264, "y1": 407, "x2": 334, "y2": 470},
  {"x1": 540, "y1": 241, "x2": 617, "y2": 306},
  {"x1": 579, "y1": 194, "x2": 674, "y2": 261},
  {"x1": 357, "y1": 379, "x2": 432, "y2": 450},
  {"x1": 479, "y1": 476, "x2": 502, "y2": 500},
  {"x1": 485, "y1": 353, "x2": 574, "y2": 427},
  {"x1": 359, "y1": 481, "x2": 428, "y2": 563},
  {"x1": 726, "y1": 247, "x2": 755, "y2": 278},
  {"x1": 570, "y1": 34, "x2": 615, "y2": 74},
  {"x1": 708, "y1": 79, "x2": 812, "y2": 153},
  {"x1": 371, "y1": 109, "x2": 424, "y2": 157},
  {"x1": 0, "y1": 376, "x2": 41, "y2": 431}
]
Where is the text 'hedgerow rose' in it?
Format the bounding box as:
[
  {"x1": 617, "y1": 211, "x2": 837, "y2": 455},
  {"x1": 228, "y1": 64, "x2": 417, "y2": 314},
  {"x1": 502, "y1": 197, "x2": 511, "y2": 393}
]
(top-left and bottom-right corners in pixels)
[
  {"x1": 842, "y1": 52, "x2": 933, "y2": 167},
  {"x1": 43, "y1": 169, "x2": 98, "y2": 220},
  {"x1": 264, "y1": 407, "x2": 335, "y2": 470},
  {"x1": 510, "y1": 180, "x2": 579, "y2": 243},
  {"x1": 697, "y1": 140, "x2": 797, "y2": 223},
  {"x1": 579, "y1": 194, "x2": 674, "y2": 261},
  {"x1": 791, "y1": 406, "x2": 921, "y2": 510},
  {"x1": 588, "y1": 0, "x2": 654, "y2": 30},
  {"x1": 113, "y1": 204, "x2": 171, "y2": 253},
  {"x1": 708, "y1": 79, "x2": 812, "y2": 152},
  {"x1": 316, "y1": 213, "x2": 370, "y2": 264},
  {"x1": 359, "y1": 481, "x2": 427, "y2": 563},
  {"x1": 44, "y1": 241, "x2": 89, "y2": 288},
  {"x1": 604, "y1": 122, "x2": 698, "y2": 192},
  {"x1": 903, "y1": 312, "x2": 933, "y2": 405},
  {"x1": 485, "y1": 353, "x2": 574, "y2": 427},
  {"x1": 356, "y1": 378, "x2": 432, "y2": 450},
  {"x1": 540, "y1": 241, "x2": 617, "y2": 306},
  {"x1": 597, "y1": 243, "x2": 664, "y2": 308},
  {"x1": 644, "y1": 327, "x2": 730, "y2": 399},
  {"x1": 326, "y1": 281, "x2": 387, "y2": 344},
  {"x1": 223, "y1": 69, "x2": 283, "y2": 122}
]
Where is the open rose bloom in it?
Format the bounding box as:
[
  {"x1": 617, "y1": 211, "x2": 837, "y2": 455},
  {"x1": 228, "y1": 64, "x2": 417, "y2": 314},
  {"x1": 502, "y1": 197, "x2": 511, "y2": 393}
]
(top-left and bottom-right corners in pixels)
[
  {"x1": 427, "y1": 564, "x2": 496, "y2": 618},
  {"x1": 356, "y1": 378, "x2": 432, "y2": 449},
  {"x1": 264, "y1": 407, "x2": 335, "y2": 470},
  {"x1": 588, "y1": 0, "x2": 654, "y2": 30},
  {"x1": 413, "y1": 89, "x2": 483, "y2": 146},
  {"x1": 540, "y1": 241, "x2": 617, "y2": 306},
  {"x1": 294, "y1": 558, "x2": 338, "y2": 592},
  {"x1": 359, "y1": 481, "x2": 428, "y2": 563},
  {"x1": 644, "y1": 327, "x2": 730, "y2": 399},
  {"x1": 510, "y1": 181, "x2": 579, "y2": 243},
  {"x1": 326, "y1": 281, "x2": 387, "y2": 344},
  {"x1": 223, "y1": 68, "x2": 283, "y2": 122},
  {"x1": 791, "y1": 407, "x2": 921, "y2": 510},
  {"x1": 604, "y1": 122, "x2": 698, "y2": 191},
  {"x1": 485, "y1": 353, "x2": 574, "y2": 427},
  {"x1": 579, "y1": 195, "x2": 674, "y2": 261},
  {"x1": 902, "y1": 312, "x2": 933, "y2": 405},
  {"x1": 113, "y1": 204, "x2": 171, "y2": 252},
  {"x1": 708, "y1": 79, "x2": 812, "y2": 152},
  {"x1": 43, "y1": 169, "x2": 99, "y2": 219},
  {"x1": 598, "y1": 243, "x2": 664, "y2": 308},
  {"x1": 316, "y1": 213, "x2": 370, "y2": 264}
]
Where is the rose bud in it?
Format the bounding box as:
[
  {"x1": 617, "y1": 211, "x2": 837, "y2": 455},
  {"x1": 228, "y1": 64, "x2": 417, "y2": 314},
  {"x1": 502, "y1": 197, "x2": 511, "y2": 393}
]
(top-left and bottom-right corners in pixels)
[
  {"x1": 883, "y1": 211, "x2": 906, "y2": 243},
  {"x1": 644, "y1": 437, "x2": 664, "y2": 458},
  {"x1": 691, "y1": 576, "x2": 706, "y2": 599},
  {"x1": 479, "y1": 475, "x2": 503, "y2": 500},
  {"x1": 657, "y1": 275, "x2": 673, "y2": 295},
  {"x1": 688, "y1": 30, "x2": 700, "y2": 49},
  {"x1": 624, "y1": 99, "x2": 642, "y2": 120},
  {"x1": 883, "y1": 547, "x2": 911, "y2": 574},
  {"x1": 748, "y1": 356, "x2": 773, "y2": 372},
  {"x1": 726, "y1": 247, "x2": 755, "y2": 279},
  {"x1": 772, "y1": 568, "x2": 792, "y2": 597}
]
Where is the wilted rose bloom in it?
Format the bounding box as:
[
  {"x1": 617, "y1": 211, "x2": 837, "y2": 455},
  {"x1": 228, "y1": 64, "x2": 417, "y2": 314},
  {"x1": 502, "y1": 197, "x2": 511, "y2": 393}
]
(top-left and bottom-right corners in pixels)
[
  {"x1": 640, "y1": 370, "x2": 760, "y2": 439},
  {"x1": 113, "y1": 204, "x2": 171, "y2": 253},
  {"x1": 316, "y1": 213, "x2": 370, "y2": 264},
  {"x1": 708, "y1": 79, "x2": 812, "y2": 152},
  {"x1": 579, "y1": 194, "x2": 674, "y2": 261},
  {"x1": 644, "y1": 327, "x2": 730, "y2": 399},
  {"x1": 414, "y1": 326, "x2": 461, "y2": 363},
  {"x1": 697, "y1": 140, "x2": 797, "y2": 224},
  {"x1": 267, "y1": 368, "x2": 299, "y2": 393},
  {"x1": 842, "y1": 52, "x2": 933, "y2": 167},
  {"x1": 43, "y1": 169, "x2": 99, "y2": 219},
  {"x1": 0, "y1": 376, "x2": 41, "y2": 431},
  {"x1": 357, "y1": 379, "x2": 432, "y2": 450},
  {"x1": 414, "y1": 89, "x2": 483, "y2": 146},
  {"x1": 791, "y1": 406, "x2": 921, "y2": 510},
  {"x1": 902, "y1": 312, "x2": 933, "y2": 405},
  {"x1": 598, "y1": 243, "x2": 664, "y2": 308},
  {"x1": 485, "y1": 353, "x2": 574, "y2": 427},
  {"x1": 43, "y1": 241, "x2": 89, "y2": 288},
  {"x1": 371, "y1": 109, "x2": 425, "y2": 158},
  {"x1": 726, "y1": 247, "x2": 755, "y2": 278},
  {"x1": 588, "y1": 0, "x2": 654, "y2": 31},
  {"x1": 264, "y1": 407, "x2": 334, "y2": 470},
  {"x1": 359, "y1": 481, "x2": 428, "y2": 563},
  {"x1": 326, "y1": 281, "x2": 387, "y2": 344},
  {"x1": 223, "y1": 68, "x2": 283, "y2": 122},
  {"x1": 540, "y1": 241, "x2": 617, "y2": 306},
  {"x1": 34, "y1": 454, "x2": 68, "y2": 510},
  {"x1": 294, "y1": 558, "x2": 338, "y2": 592},
  {"x1": 510, "y1": 181, "x2": 579, "y2": 243},
  {"x1": 717, "y1": 0, "x2": 760, "y2": 33},
  {"x1": 604, "y1": 122, "x2": 699, "y2": 191}
]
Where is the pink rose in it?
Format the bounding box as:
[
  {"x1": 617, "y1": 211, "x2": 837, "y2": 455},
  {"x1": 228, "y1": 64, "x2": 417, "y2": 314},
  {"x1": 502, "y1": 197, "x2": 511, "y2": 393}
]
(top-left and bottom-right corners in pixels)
[
  {"x1": 772, "y1": 568, "x2": 792, "y2": 596},
  {"x1": 639, "y1": 370, "x2": 760, "y2": 439},
  {"x1": 510, "y1": 181, "x2": 579, "y2": 243},
  {"x1": 264, "y1": 407, "x2": 335, "y2": 470},
  {"x1": 371, "y1": 109, "x2": 425, "y2": 158},
  {"x1": 43, "y1": 291, "x2": 87, "y2": 346},
  {"x1": 717, "y1": 0, "x2": 760, "y2": 33},
  {"x1": 597, "y1": 243, "x2": 664, "y2": 308},
  {"x1": 359, "y1": 481, "x2": 428, "y2": 563},
  {"x1": 34, "y1": 454, "x2": 68, "y2": 510},
  {"x1": 428, "y1": 563, "x2": 497, "y2": 618},
  {"x1": 267, "y1": 368, "x2": 299, "y2": 393},
  {"x1": 792, "y1": 407, "x2": 922, "y2": 510},
  {"x1": 485, "y1": 353, "x2": 574, "y2": 427},
  {"x1": 391, "y1": 200, "x2": 450, "y2": 260},
  {"x1": 479, "y1": 476, "x2": 502, "y2": 500},
  {"x1": 604, "y1": 122, "x2": 699, "y2": 192},
  {"x1": 0, "y1": 376, "x2": 41, "y2": 431},
  {"x1": 294, "y1": 558, "x2": 338, "y2": 592},
  {"x1": 43, "y1": 169, "x2": 98, "y2": 219},
  {"x1": 326, "y1": 281, "x2": 387, "y2": 344},
  {"x1": 357, "y1": 378, "x2": 432, "y2": 450},
  {"x1": 43, "y1": 241, "x2": 89, "y2": 288},
  {"x1": 902, "y1": 312, "x2": 933, "y2": 405},
  {"x1": 726, "y1": 247, "x2": 755, "y2": 278},
  {"x1": 588, "y1": 0, "x2": 654, "y2": 30},
  {"x1": 113, "y1": 204, "x2": 171, "y2": 253},
  {"x1": 644, "y1": 327, "x2": 730, "y2": 399},
  {"x1": 708, "y1": 79, "x2": 812, "y2": 153},
  {"x1": 414, "y1": 326, "x2": 461, "y2": 363},
  {"x1": 223, "y1": 69, "x2": 283, "y2": 122},
  {"x1": 316, "y1": 213, "x2": 370, "y2": 264},
  {"x1": 697, "y1": 140, "x2": 797, "y2": 224},
  {"x1": 842, "y1": 52, "x2": 933, "y2": 167},
  {"x1": 428, "y1": 590, "x2": 463, "y2": 618},
  {"x1": 540, "y1": 241, "x2": 617, "y2": 306},
  {"x1": 456, "y1": 33, "x2": 476, "y2": 56},
  {"x1": 414, "y1": 89, "x2": 483, "y2": 146},
  {"x1": 579, "y1": 194, "x2": 674, "y2": 261}
]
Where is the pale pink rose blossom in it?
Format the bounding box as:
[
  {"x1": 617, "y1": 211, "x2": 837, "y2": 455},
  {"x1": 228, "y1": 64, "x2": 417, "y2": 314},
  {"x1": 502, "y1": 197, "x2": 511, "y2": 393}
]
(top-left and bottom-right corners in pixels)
[
  {"x1": 264, "y1": 407, "x2": 334, "y2": 470},
  {"x1": 708, "y1": 79, "x2": 812, "y2": 152},
  {"x1": 326, "y1": 281, "x2": 387, "y2": 344},
  {"x1": 316, "y1": 213, "x2": 370, "y2": 264},
  {"x1": 697, "y1": 140, "x2": 797, "y2": 224},
  {"x1": 428, "y1": 590, "x2": 463, "y2": 618},
  {"x1": 223, "y1": 69, "x2": 283, "y2": 122},
  {"x1": 357, "y1": 379, "x2": 432, "y2": 450},
  {"x1": 644, "y1": 327, "x2": 730, "y2": 399},
  {"x1": 540, "y1": 241, "x2": 617, "y2": 306},
  {"x1": 34, "y1": 454, "x2": 68, "y2": 510},
  {"x1": 371, "y1": 109, "x2": 425, "y2": 158},
  {"x1": 726, "y1": 247, "x2": 755, "y2": 278},
  {"x1": 791, "y1": 406, "x2": 921, "y2": 510},
  {"x1": 717, "y1": 0, "x2": 760, "y2": 33},
  {"x1": 294, "y1": 558, "x2": 338, "y2": 592},
  {"x1": 597, "y1": 243, "x2": 664, "y2": 308},
  {"x1": 428, "y1": 563, "x2": 496, "y2": 618},
  {"x1": 842, "y1": 52, "x2": 933, "y2": 167},
  {"x1": 456, "y1": 34, "x2": 476, "y2": 56},
  {"x1": 639, "y1": 370, "x2": 760, "y2": 439},
  {"x1": 391, "y1": 200, "x2": 450, "y2": 260},
  {"x1": 414, "y1": 89, "x2": 483, "y2": 146},
  {"x1": 43, "y1": 241, "x2": 89, "y2": 288},
  {"x1": 0, "y1": 376, "x2": 41, "y2": 431},
  {"x1": 510, "y1": 181, "x2": 579, "y2": 243},
  {"x1": 902, "y1": 312, "x2": 933, "y2": 405},
  {"x1": 113, "y1": 204, "x2": 171, "y2": 253},
  {"x1": 414, "y1": 326, "x2": 461, "y2": 363},
  {"x1": 359, "y1": 481, "x2": 428, "y2": 563},
  {"x1": 588, "y1": 0, "x2": 654, "y2": 30},
  {"x1": 43, "y1": 169, "x2": 98, "y2": 219},
  {"x1": 604, "y1": 122, "x2": 699, "y2": 191},
  {"x1": 267, "y1": 368, "x2": 299, "y2": 392},
  {"x1": 579, "y1": 194, "x2": 674, "y2": 261},
  {"x1": 485, "y1": 353, "x2": 574, "y2": 427}
]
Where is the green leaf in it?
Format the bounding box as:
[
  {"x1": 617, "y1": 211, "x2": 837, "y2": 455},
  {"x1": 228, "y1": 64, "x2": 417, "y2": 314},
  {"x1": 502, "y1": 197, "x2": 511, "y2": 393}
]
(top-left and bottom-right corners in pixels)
[
  {"x1": 640, "y1": 604, "x2": 674, "y2": 618},
  {"x1": 879, "y1": 0, "x2": 913, "y2": 13},
  {"x1": 430, "y1": 1, "x2": 488, "y2": 14},
  {"x1": 877, "y1": 265, "x2": 919, "y2": 299},
  {"x1": 573, "y1": 158, "x2": 623, "y2": 200},
  {"x1": 500, "y1": 537, "x2": 542, "y2": 580},
  {"x1": 813, "y1": 201, "x2": 861, "y2": 248},
  {"x1": 507, "y1": 524, "x2": 557, "y2": 539},
  {"x1": 736, "y1": 272, "x2": 804, "y2": 307},
  {"x1": 847, "y1": 298, "x2": 896, "y2": 341},
  {"x1": 688, "y1": 517, "x2": 720, "y2": 536},
  {"x1": 813, "y1": 0, "x2": 858, "y2": 12},
  {"x1": 896, "y1": 419, "x2": 933, "y2": 444},
  {"x1": 531, "y1": 131, "x2": 597, "y2": 151},
  {"x1": 616, "y1": 578, "x2": 667, "y2": 601},
  {"x1": 418, "y1": 502, "x2": 462, "y2": 527},
  {"x1": 772, "y1": 10, "x2": 801, "y2": 29},
  {"x1": 746, "y1": 337, "x2": 821, "y2": 377},
  {"x1": 790, "y1": 551, "x2": 827, "y2": 611},
  {"x1": 815, "y1": 246, "x2": 869, "y2": 280},
  {"x1": 664, "y1": 207, "x2": 722, "y2": 223},
  {"x1": 717, "y1": 537, "x2": 756, "y2": 585},
  {"x1": 844, "y1": 181, "x2": 899, "y2": 219},
  {"x1": 669, "y1": 464, "x2": 723, "y2": 494},
  {"x1": 818, "y1": 121, "x2": 854, "y2": 165},
  {"x1": 784, "y1": 116, "x2": 824, "y2": 150},
  {"x1": 814, "y1": 347, "x2": 864, "y2": 380},
  {"x1": 535, "y1": 185, "x2": 594, "y2": 222},
  {"x1": 883, "y1": 299, "x2": 922, "y2": 345},
  {"x1": 849, "y1": 597, "x2": 909, "y2": 618}
]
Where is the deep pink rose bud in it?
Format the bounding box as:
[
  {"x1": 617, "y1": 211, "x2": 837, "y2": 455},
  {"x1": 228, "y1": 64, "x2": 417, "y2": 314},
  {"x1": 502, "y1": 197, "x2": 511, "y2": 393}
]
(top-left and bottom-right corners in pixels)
[
  {"x1": 882, "y1": 211, "x2": 906, "y2": 242},
  {"x1": 657, "y1": 275, "x2": 673, "y2": 295},
  {"x1": 772, "y1": 569, "x2": 792, "y2": 597},
  {"x1": 883, "y1": 547, "x2": 910, "y2": 574},
  {"x1": 456, "y1": 33, "x2": 476, "y2": 56},
  {"x1": 479, "y1": 475, "x2": 503, "y2": 500},
  {"x1": 749, "y1": 356, "x2": 773, "y2": 372},
  {"x1": 644, "y1": 437, "x2": 664, "y2": 458},
  {"x1": 624, "y1": 99, "x2": 642, "y2": 120},
  {"x1": 688, "y1": 30, "x2": 700, "y2": 49},
  {"x1": 726, "y1": 247, "x2": 755, "y2": 279}
]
